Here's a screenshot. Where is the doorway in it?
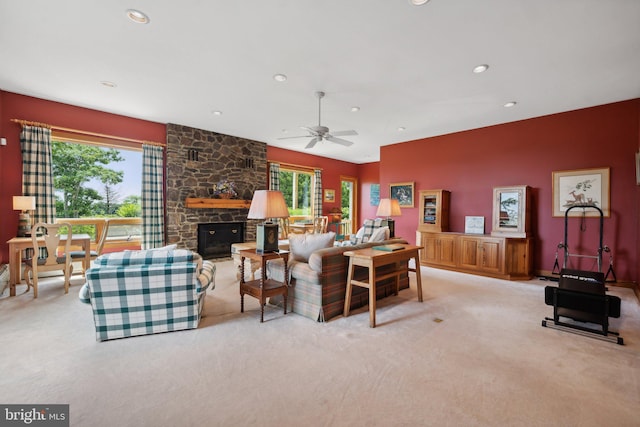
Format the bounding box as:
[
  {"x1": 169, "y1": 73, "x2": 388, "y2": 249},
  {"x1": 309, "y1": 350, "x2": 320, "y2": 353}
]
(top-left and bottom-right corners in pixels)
[{"x1": 340, "y1": 176, "x2": 358, "y2": 237}]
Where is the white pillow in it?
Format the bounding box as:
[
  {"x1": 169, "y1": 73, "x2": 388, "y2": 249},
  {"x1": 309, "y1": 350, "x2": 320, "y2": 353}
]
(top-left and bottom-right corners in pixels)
[
  {"x1": 288, "y1": 232, "x2": 336, "y2": 263},
  {"x1": 368, "y1": 226, "x2": 390, "y2": 242}
]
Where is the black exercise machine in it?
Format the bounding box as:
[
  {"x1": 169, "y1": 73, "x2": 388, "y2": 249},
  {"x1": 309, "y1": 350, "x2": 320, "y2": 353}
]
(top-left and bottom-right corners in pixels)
[{"x1": 542, "y1": 205, "x2": 623, "y2": 345}]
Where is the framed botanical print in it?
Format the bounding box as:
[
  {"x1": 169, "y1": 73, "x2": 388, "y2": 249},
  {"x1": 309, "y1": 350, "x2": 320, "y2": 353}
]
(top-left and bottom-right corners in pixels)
[
  {"x1": 389, "y1": 182, "x2": 415, "y2": 208},
  {"x1": 552, "y1": 167, "x2": 610, "y2": 217}
]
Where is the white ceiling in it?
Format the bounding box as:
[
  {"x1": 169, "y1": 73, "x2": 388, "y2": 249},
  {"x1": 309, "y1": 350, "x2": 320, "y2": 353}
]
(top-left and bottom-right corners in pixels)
[{"x1": 1, "y1": 0, "x2": 639, "y2": 163}]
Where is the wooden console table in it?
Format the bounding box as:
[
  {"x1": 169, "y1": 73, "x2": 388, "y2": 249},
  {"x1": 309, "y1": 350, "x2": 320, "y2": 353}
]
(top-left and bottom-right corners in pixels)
[{"x1": 343, "y1": 245, "x2": 423, "y2": 328}]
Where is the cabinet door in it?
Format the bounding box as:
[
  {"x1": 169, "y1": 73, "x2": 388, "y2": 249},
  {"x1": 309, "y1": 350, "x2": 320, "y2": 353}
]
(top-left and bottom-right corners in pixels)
[
  {"x1": 422, "y1": 234, "x2": 439, "y2": 264},
  {"x1": 438, "y1": 235, "x2": 457, "y2": 267},
  {"x1": 505, "y1": 239, "x2": 532, "y2": 277},
  {"x1": 458, "y1": 236, "x2": 480, "y2": 269},
  {"x1": 479, "y1": 238, "x2": 503, "y2": 274}
]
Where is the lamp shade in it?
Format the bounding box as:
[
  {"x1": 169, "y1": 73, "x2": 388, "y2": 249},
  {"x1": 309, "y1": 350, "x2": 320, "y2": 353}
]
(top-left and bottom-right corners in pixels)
[
  {"x1": 376, "y1": 198, "x2": 401, "y2": 217},
  {"x1": 13, "y1": 196, "x2": 36, "y2": 211},
  {"x1": 247, "y1": 190, "x2": 289, "y2": 219}
]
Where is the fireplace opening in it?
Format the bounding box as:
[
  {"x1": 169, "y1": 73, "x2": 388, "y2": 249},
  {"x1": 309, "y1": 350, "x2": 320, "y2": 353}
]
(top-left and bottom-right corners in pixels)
[{"x1": 198, "y1": 222, "x2": 245, "y2": 259}]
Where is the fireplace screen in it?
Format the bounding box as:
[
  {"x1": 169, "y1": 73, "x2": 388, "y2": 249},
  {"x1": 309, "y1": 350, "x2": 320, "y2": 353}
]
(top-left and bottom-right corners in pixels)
[{"x1": 197, "y1": 222, "x2": 245, "y2": 258}]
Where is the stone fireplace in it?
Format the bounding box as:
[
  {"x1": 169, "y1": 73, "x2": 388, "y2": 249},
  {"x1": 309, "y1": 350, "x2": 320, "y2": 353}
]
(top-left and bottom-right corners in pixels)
[{"x1": 165, "y1": 123, "x2": 267, "y2": 255}]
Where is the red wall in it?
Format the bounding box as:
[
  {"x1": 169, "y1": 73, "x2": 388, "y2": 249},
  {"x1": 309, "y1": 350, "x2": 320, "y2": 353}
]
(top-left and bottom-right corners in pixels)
[
  {"x1": 266, "y1": 146, "x2": 359, "y2": 219},
  {"x1": 381, "y1": 99, "x2": 640, "y2": 283},
  {"x1": 357, "y1": 162, "x2": 380, "y2": 224},
  {"x1": 0, "y1": 91, "x2": 166, "y2": 263}
]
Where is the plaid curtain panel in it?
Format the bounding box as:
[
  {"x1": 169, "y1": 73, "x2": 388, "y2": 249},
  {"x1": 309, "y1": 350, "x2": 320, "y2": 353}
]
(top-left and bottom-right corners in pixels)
[
  {"x1": 142, "y1": 144, "x2": 164, "y2": 249},
  {"x1": 269, "y1": 162, "x2": 280, "y2": 190},
  {"x1": 314, "y1": 169, "x2": 322, "y2": 218},
  {"x1": 20, "y1": 125, "x2": 56, "y2": 224}
]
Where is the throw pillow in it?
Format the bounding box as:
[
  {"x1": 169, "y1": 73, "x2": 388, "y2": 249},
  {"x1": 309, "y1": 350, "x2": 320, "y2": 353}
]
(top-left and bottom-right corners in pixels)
[
  {"x1": 354, "y1": 218, "x2": 385, "y2": 244},
  {"x1": 368, "y1": 226, "x2": 389, "y2": 242},
  {"x1": 288, "y1": 232, "x2": 336, "y2": 263}
]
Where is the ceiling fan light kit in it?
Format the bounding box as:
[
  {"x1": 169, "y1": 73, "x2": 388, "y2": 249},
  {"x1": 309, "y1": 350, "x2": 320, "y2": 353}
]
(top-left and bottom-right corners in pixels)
[{"x1": 277, "y1": 91, "x2": 358, "y2": 149}]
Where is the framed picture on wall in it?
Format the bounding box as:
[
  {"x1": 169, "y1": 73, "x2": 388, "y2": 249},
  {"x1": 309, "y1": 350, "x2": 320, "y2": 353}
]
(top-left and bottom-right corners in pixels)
[
  {"x1": 390, "y1": 182, "x2": 415, "y2": 208},
  {"x1": 370, "y1": 184, "x2": 380, "y2": 206},
  {"x1": 324, "y1": 189, "x2": 335, "y2": 202},
  {"x1": 552, "y1": 167, "x2": 610, "y2": 217}
]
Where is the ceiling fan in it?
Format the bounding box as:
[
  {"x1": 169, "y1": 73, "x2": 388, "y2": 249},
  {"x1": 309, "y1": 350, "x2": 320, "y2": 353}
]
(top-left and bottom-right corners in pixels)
[{"x1": 278, "y1": 91, "x2": 357, "y2": 149}]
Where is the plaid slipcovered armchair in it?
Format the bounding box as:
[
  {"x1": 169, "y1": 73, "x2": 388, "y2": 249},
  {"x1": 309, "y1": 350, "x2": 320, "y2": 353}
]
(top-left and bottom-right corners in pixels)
[{"x1": 79, "y1": 249, "x2": 215, "y2": 341}]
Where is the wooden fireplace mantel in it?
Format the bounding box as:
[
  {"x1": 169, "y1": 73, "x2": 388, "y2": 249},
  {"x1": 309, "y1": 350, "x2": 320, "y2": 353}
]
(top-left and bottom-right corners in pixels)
[{"x1": 185, "y1": 197, "x2": 251, "y2": 209}]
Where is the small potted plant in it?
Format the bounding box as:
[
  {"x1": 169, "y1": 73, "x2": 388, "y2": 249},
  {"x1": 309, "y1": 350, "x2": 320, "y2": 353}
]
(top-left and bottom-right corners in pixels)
[{"x1": 212, "y1": 179, "x2": 238, "y2": 199}]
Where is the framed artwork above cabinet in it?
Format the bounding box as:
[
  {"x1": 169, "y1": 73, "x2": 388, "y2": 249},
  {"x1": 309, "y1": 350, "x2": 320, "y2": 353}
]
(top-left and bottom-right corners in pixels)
[{"x1": 491, "y1": 185, "x2": 531, "y2": 238}]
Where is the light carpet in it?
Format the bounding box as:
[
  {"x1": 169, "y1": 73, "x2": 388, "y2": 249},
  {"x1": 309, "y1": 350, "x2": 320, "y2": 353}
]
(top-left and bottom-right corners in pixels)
[{"x1": 0, "y1": 260, "x2": 638, "y2": 427}]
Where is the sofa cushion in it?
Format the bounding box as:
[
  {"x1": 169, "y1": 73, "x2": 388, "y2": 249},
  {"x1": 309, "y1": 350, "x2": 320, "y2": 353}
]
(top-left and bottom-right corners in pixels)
[{"x1": 289, "y1": 232, "x2": 336, "y2": 263}]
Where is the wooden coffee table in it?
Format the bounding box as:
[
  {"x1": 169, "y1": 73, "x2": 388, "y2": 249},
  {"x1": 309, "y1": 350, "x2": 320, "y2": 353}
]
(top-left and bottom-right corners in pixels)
[{"x1": 343, "y1": 245, "x2": 423, "y2": 327}]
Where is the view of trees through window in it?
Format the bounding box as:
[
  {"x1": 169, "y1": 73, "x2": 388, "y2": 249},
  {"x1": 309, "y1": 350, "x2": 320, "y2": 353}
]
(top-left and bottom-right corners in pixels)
[
  {"x1": 51, "y1": 140, "x2": 142, "y2": 239},
  {"x1": 279, "y1": 169, "x2": 313, "y2": 216}
]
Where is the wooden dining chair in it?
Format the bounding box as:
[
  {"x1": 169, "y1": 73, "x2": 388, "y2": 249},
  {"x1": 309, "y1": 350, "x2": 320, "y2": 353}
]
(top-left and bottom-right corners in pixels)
[
  {"x1": 312, "y1": 216, "x2": 329, "y2": 234},
  {"x1": 68, "y1": 219, "x2": 110, "y2": 273},
  {"x1": 23, "y1": 222, "x2": 73, "y2": 298},
  {"x1": 278, "y1": 217, "x2": 290, "y2": 239}
]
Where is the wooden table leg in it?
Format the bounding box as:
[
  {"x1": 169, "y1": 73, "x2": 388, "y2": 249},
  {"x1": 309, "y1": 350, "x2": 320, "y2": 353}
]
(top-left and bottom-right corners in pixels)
[
  {"x1": 413, "y1": 251, "x2": 423, "y2": 302},
  {"x1": 368, "y1": 259, "x2": 376, "y2": 328},
  {"x1": 343, "y1": 259, "x2": 355, "y2": 317},
  {"x1": 9, "y1": 244, "x2": 19, "y2": 296}
]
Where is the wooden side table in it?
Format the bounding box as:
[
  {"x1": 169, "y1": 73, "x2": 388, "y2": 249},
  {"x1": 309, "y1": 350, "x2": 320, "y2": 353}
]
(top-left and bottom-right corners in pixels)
[
  {"x1": 343, "y1": 245, "x2": 423, "y2": 328},
  {"x1": 239, "y1": 249, "x2": 289, "y2": 322}
]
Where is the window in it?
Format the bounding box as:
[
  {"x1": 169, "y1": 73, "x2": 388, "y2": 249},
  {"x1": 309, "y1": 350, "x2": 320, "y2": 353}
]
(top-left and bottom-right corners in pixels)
[
  {"x1": 50, "y1": 137, "x2": 143, "y2": 250},
  {"x1": 279, "y1": 167, "x2": 315, "y2": 216}
]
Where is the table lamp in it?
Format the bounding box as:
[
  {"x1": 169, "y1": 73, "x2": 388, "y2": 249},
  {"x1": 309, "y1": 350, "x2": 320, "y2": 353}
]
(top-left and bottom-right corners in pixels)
[
  {"x1": 376, "y1": 198, "x2": 401, "y2": 238},
  {"x1": 13, "y1": 195, "x2": 36, "y2": 237},
  {"x1": 247, "y1": 190, "x2": 289, "y2": 253}
]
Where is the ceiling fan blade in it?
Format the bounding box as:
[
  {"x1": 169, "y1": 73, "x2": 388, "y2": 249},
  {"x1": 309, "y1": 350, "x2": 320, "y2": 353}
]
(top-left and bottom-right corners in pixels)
[
  {"x1": 300, "y1": 126, "x2": 318, "y2": 134},
  {"x1": 326, "y1": 136, "x2": 354, "y2": 147},
  {"x1": 330, "y1": 130, "x2": 358, "y2": 137},
  {"x1": 277, "y1": 135, "x2": 311, "y2": 140},
  {"x1": 305, "y1": 137, "x2": 320, "y2": 149}
]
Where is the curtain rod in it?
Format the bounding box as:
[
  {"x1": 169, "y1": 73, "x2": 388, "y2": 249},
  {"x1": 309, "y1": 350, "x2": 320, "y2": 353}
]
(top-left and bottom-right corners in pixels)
[
  {"x1": 10, "y1": 118, "x2": 165, "y2": 147},
  {"x1": 269, "y1": 160, "x2": 323, "y2": 171}
]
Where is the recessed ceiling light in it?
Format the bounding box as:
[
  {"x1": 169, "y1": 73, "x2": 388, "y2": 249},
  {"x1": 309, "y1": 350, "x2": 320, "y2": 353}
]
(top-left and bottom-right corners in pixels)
[
  {"x1": 273, "y1": 74, "x2": 287, "y2": 82},
  {"x1": 212, "y1": 111, "x2": 222, "y2": 116},
  {"x1": 504, "y1": 101, "x2": 517, "y2": 108},
  {"x1": 100, "y1": 81, "x2": 117, "y2": 88},
  {"x1": 410, "y1": 0, "x2": 431, "y2": 5},
  {"x1": 397, "y1": 127, "x2": 406, "y2": 132},
  {"x1": 473, "y1": 64, "x2": 489, "y2": 73},
  {"x1": 126, "y1": 9, "x2": 150, "y2": 24},
  {"x1": 350, "y1": 106, "x2": 360, "y2": 112}
]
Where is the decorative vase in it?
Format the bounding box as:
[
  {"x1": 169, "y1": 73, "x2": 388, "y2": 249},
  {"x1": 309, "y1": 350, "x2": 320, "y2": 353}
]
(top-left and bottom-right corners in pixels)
[{"x1": 219, "y1": 193, "x2": 232, "y2": 199}]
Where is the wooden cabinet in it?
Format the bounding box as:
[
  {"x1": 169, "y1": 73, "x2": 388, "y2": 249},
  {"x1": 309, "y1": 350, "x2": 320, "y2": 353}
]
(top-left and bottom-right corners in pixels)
[
  {"x1": 418, "y1": 190, "x2": 450, "y2": 232},
  {"x1": 416, "y1": 231, "x2": 533, "y2": 280},
  {"x1": 417, "y1": 232, "x2": 456, "y2": 267},
  {"x1": 458, "y1": 235, "x2": 503, "y2": 275}
]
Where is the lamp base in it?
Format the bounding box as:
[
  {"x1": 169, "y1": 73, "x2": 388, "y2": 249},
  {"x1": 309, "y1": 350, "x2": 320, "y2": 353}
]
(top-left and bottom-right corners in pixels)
[
  {"x1": 256, "y1": 222, "x2": 279, "y2": 253},
  {"x1": 17, "y1": 212, "x2": 31, "y2": 237},
  {"x1": 386, "y1": 218, "x2": 396, "y2": 238}
]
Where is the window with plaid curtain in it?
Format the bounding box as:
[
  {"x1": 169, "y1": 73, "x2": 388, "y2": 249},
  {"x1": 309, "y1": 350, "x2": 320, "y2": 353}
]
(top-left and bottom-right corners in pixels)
[
  {"x1": 20, "y1": 125, "x2": 56, "y2": 225},
  {"x1": 141, "y1": 144, "x2": 164, "y2": 249},
  {"x1": 269, "y1": 162, "x2": 280, "y2": 190},
  {"x1": 314, "y1": 169, "x2": 322, "y2": 218}
]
